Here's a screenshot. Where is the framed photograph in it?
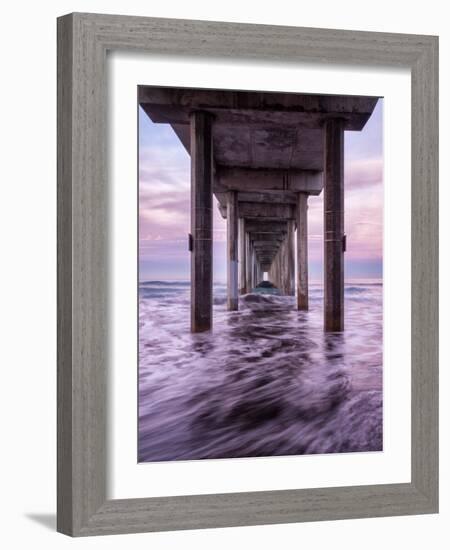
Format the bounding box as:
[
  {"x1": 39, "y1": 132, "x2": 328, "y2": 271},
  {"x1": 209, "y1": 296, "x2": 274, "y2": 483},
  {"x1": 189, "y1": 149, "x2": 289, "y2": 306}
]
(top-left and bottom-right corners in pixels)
[{"x1": 57, "y1": 13, "x2": 438, "y2": 536}]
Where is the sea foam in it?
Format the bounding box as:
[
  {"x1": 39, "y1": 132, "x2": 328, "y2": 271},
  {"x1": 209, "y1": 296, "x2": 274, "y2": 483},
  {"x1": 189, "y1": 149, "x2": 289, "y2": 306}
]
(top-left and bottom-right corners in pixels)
[{"x1": 138, "y1": 282, "x2": 383, "y2": 461}]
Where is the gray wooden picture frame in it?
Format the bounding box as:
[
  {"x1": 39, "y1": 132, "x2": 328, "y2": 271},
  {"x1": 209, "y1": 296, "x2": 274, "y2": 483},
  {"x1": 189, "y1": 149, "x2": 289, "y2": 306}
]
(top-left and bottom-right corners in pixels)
[{"x1": 57, "y1": 12, "x2": 439, "y2": 537}]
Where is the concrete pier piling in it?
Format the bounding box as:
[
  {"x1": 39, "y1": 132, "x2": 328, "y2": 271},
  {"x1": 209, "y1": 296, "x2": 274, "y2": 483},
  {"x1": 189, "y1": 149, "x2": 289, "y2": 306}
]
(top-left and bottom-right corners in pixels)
[
  {"x1": 324, "y1": 118, "x2": 345, "y2": 332},
  {"x1": 227, "y1": 191, "x2": 239, "y2": 311},
  {"x1": 238, "y1": 218, "x2": 246, "y2": 295},
  {"x1": 140, "y1": 88, "x2": 378, "y2": 332},
  {"x1": 245, "y1": 231, "x2": 252, "y2": 293},
  {"x1": 297, "y1": 193, "x2": 309, "y2": 310},
  {"x1": 190, "y1": 111, "x2": 213, "y2": 332},
  {"x1": 286, "y1": 220, "x2": 296, "y2": 296}
]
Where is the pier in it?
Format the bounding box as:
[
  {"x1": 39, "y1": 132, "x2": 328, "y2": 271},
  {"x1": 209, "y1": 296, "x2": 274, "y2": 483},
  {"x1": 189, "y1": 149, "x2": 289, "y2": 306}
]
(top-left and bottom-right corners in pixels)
[{"x1": 140, "y1": 88, "x2": 378, "y2": 332}]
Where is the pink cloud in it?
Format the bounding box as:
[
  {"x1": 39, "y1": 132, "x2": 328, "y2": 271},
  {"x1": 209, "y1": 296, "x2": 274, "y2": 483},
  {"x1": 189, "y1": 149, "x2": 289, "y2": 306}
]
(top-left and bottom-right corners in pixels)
[{"x1": 345, "y1": 157, "x2": 383, "y2": 189}]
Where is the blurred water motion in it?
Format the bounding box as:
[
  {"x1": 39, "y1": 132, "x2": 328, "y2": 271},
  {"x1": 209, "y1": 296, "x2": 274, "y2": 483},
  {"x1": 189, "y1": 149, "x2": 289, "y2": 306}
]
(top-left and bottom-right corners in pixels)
[{"x1": 138, "y1": 281, "x2": 382, "y2": 461}]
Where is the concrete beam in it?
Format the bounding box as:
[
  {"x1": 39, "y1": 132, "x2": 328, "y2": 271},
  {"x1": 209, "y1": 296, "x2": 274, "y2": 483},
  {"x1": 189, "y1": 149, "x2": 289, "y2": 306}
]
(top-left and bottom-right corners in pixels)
[
  {"x1": 250, "y1": 233, "x2": 285, "y2": 242},
  {"x1": 254, "y1": 253, "x2": 279, "y2": 260},
  {"x1": 253, "y1": 252, "x2": 280, "y2": 260},
  {"x1": 244, "y1": 221, "x2": 288, "y2": 233},
  {"x1": 258, "y1": 257, "x2": 275, "y2": 263},
  {"x1": 257, "y1": 251, "x2": 277, "y2": 257},
  {"x1": 139, "y1": 88, "x2": 379, "y2": 131},
  {"x1": 215, "y1": 190, "x2": 300, "y2": 205},
  {"x1": 190, "y1": 111, "x2": 213, "y2": 333},
  {"x1": 218, "y1": 201, "x2": 295, "y2": 220},
  {"x1": 253, "y1": 245, "x2": 279, "y2": 251},
  {"x1": 216, "y1": 167, "x2": 323, "y2": 195},
  {"x1": 238, "y1": 202, "x2": 296, "y2": 220},
  {"x1": 252, "y1": 241, "x2": 281, "y2": 248},
  {"x1": 238, "y1": 191, "x2": 299, "y2": 204}
]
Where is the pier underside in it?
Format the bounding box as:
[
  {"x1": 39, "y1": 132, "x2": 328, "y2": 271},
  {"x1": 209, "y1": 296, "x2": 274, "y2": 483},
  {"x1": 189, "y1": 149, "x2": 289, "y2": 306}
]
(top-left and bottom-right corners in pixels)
[{"x1": 140, "y1": 87, "x2": 378, "y2": 332}]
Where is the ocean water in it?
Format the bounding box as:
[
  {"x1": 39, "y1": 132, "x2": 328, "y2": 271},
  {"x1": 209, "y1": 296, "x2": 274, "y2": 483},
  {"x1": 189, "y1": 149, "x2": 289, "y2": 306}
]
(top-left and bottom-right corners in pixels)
[{"x1": 138, "y1": 281, "x2": 383, "y2": 462}]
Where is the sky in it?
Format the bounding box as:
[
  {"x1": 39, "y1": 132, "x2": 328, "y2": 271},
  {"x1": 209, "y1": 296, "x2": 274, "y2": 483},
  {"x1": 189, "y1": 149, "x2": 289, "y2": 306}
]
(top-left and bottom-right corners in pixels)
[{"x1": 139, "y1": 99, "x2": 383, "y2": 282}]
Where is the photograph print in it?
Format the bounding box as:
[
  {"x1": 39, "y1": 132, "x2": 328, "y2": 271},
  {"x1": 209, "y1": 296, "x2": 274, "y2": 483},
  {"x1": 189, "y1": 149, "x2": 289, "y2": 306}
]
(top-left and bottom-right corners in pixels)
[{"x1": 138, "y1": 86, "x2": 383, "y2": 462}]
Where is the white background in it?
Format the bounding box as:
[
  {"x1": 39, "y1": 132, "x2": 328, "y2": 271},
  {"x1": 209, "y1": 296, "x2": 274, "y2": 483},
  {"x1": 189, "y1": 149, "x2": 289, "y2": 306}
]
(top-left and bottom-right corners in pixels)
[
  {"x1": 109, "y1": 55, "x2": 411, "y2": 498},
  {"x1": 0, "y1": 1, "x2": 447, "y2": 548}
]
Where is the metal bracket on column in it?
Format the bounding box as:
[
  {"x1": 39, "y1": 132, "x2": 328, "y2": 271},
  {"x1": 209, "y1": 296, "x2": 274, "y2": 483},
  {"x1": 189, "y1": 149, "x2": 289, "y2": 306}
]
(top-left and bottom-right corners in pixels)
[
  {"x1": 342, "y1": 234, "x2": 347, "y2": 252},
  {"x1": 188, "y1": 233, "x2": 193, "y2": 252}
]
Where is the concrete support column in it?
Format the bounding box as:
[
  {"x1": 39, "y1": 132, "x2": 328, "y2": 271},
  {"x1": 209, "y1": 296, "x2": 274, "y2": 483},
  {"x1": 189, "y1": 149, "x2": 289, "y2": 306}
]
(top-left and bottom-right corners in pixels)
[
  {"x1": 286, "y1": 220, "x2": 295, "y2": 296},
  {"x1": 250, "y1": 245, "x2": 255, "y2": 290},
  {"x1": 239, "y1": 218, "x2": 246, "y2": 295},
  {"x1": 324, "y1": 118, "x2": 345, "y2": 332},
  {"x1": 283, "y1": 240, "x2": 288, "y2": 294},
  {"x1": 268, "y1": 262, "x2": 274, "y2": 286},
  {"x1": 270, "y1": 249, "x2": 281, "y2": 291},
  {"x1": 226, "y1": 191, "x2": 239, "y2": 311},
  {"x1": 278, "y1": 227, "x2": 294, "y2": 296},
  {"x1": 277, "y1": 250, "x2": 283, "y2": 291},
  {"x1": 276, "y1": 254, "x2": 281, "y2": 290},
  {"x1": 279, "y1": 238, "x2": 287, "y2": 294},
  {"x1": 256, "y1": 262, "x2": 261, "y2": 285},
  {"x1": 297, "y1": 193, "x2": 309, "y2": 310},
  {"x1": 190, "y1": 111, "x2": 213, "y2": 332},
  {"x1": 245, "y1": 232, "x2": 252, "y2": 293},
  {"x1": 273, "y1": 254, "x2": 279, "y2": 289},
  {"x1": 273, "y1": 253, "x2": 280, "y2": 290}
]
